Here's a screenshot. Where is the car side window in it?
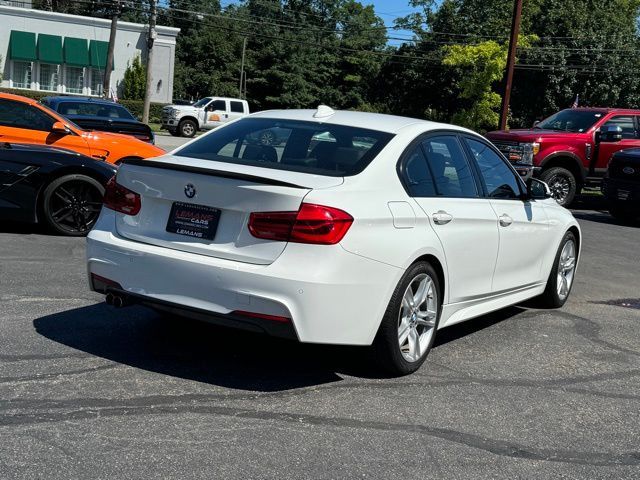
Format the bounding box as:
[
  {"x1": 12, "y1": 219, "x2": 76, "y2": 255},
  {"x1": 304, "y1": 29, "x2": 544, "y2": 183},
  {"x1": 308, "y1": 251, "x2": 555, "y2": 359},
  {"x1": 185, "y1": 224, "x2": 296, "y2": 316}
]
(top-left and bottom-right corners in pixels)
[
  {"x1": 402, "y1": 145, "x2": 437, "y2": 197},
  {"x1": 230, "y1": 101, "x2": 244, "y2": 113},
  {"x1": 602, "y1": 116, "x2": 637, "y2": 139},
  {"x1": 421, "y1": 135, "x2": 478, "y2": 198},
  {"x1": 465, "y1": 137, "x2": 522, "y2": 199},
  {"x1": 0, "y1": 99, "x2": 55, "y2": 132},
  {"x1": 208, "y1": 100, "x2": 226, "y2": 112}
]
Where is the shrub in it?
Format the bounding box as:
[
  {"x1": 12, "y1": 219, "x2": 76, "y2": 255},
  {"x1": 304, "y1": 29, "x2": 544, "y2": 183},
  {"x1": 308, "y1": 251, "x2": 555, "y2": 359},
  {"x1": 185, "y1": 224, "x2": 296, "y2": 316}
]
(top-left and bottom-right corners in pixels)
[{"x1": 121, "y1": 56, "x2": 146, "y2": 100}]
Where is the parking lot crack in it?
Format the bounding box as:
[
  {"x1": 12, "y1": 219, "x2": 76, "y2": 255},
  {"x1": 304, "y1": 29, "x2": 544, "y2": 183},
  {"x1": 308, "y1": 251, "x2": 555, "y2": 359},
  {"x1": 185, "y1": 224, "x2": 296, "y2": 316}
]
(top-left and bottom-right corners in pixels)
[{"x1": 0, "y1": 403, "x2": 638, "y2": 467}]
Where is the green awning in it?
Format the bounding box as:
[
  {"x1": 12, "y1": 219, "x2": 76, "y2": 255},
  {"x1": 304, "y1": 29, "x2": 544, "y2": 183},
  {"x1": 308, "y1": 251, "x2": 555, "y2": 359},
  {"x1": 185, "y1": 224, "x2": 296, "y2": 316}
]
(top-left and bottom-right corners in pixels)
[
  {"x1": 37, "y1": 34, "x2": 63, "y2": 64},
  {"x1": 9, "y1": 31, "x2": 37, "y2": 61},
  {"x1": 89, "y1": 40, "x2": 112, "y2": 69},
  {"x1": 64, "y1": 37, "x2": 89, "y2": 67}
]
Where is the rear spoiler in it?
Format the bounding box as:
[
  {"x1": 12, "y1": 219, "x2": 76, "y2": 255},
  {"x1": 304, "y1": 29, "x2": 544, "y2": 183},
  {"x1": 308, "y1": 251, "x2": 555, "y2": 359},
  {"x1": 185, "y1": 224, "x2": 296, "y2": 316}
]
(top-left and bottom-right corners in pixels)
[{"x1": 122, "y1": 157, "x2": 307, "y2": 189}]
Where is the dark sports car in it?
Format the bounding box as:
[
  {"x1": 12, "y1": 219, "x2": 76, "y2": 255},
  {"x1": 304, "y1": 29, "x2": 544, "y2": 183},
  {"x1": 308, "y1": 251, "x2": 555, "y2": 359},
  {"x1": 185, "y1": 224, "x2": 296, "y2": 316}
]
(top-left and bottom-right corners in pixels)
[
  {"x1": 0, "y1": 142, "x2": 116, "y2": 236},
  {"x1": 40, "y1": 96, "x2": 155, "y2": 144}
]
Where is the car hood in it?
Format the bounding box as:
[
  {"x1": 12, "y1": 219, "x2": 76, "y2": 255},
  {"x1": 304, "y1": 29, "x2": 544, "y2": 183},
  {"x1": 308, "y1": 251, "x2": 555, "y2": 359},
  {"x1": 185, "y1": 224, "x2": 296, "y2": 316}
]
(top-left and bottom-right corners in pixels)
[
  {"x1": 166, "y1": 105, "x2": 200, "y2": 114},
  {"x1": 486, "y1": 129, "x2": 588, "y2": 142}
]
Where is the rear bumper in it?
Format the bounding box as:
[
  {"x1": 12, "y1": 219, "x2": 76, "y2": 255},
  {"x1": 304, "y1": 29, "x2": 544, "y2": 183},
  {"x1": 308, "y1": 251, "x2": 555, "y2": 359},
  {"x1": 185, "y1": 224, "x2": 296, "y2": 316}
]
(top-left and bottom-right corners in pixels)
[{"x1": 86, "y1": 209, "x2": 402, "y2": 345}]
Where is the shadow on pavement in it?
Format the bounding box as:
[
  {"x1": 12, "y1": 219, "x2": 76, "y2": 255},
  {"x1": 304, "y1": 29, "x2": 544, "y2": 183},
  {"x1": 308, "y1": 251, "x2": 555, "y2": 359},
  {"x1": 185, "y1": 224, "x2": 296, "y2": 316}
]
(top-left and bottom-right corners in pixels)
[
  {"x1": 569, "y1": 193, "x2": 639, "y2": 227},
  {"x1": 34, "y1": 302, "x2": 524, "y2": 391},
  {"x1": 0, "y1": 220, "x2": 46, "y2": 235}
]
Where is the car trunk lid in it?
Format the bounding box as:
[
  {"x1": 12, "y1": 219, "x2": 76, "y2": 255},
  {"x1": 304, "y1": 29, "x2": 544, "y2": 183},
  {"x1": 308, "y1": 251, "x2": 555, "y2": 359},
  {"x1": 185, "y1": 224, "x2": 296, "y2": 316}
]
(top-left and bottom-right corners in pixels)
[{"x1": 114, "y1": 157, "x2": 343, "y2": 265}]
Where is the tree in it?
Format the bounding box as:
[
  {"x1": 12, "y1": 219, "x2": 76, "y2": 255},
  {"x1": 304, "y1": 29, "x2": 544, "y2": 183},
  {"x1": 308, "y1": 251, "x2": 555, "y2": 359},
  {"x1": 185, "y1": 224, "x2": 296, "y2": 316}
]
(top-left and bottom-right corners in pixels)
[
  {"x1": 121, "y1": 56, "x2": 146, "y2": 100},
  {"x1": 442, "y1": 41, "x2": 506, "y2": 130},
  {"x1": 441, "y1": 35, "x2": 535, "y2": 130}
]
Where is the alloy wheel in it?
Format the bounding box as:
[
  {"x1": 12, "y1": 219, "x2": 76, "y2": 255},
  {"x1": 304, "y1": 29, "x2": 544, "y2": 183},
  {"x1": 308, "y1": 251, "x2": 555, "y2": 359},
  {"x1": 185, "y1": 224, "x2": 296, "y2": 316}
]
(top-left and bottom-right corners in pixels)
[
  {"x1": 397, "y1": 273, "x2": 438, "y2": 362},
  {"x1": 181, "y1": 122, "x2": 195, "y2": 137},
  {"x1": 548, "y1": 175, "x2": 571, "y2": 204},
  {"x1": 48, "y1": 180, "x2": 103, "y2": 234},
  {"x1": 556, "y1": 239, "x2": 576, "y2": 301}
]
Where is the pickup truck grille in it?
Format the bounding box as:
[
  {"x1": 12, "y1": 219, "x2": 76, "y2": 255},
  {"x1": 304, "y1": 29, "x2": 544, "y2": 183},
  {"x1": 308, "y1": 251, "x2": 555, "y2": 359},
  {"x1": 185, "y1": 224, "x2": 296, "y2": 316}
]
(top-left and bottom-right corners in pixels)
[
  {"x1": 609, "y1": 158, "x2": 640, "y2": 181},
  {"x1": 490, "y1": 140, "x2": 519, "y2": 158}
]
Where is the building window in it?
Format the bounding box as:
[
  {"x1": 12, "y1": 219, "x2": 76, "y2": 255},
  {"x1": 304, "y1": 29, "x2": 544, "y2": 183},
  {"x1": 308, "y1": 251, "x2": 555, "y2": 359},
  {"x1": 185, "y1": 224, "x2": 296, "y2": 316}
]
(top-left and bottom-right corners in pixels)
[
  {"x1": 90, "y1": 68, "x2": 104, "y2": 96},
  {"x1": 65, "y1": 66, "x2": 84, "y2": 94},
  {"x1": 39, "y1": 63, "x2": 59, "y2": 91},
  {"x1": 12, "y1": 61, "x2": 32, "y2": 89}
]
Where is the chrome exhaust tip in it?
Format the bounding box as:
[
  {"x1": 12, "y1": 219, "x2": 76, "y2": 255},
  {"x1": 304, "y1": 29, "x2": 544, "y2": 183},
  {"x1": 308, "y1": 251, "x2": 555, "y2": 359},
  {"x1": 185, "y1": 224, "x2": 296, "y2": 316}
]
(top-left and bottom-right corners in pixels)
[
  {"x1": 112, "y1": 295, "x2": 124, "y2": 308},
  {"x1": 105, "y1": 292, "x2": 114, "y2": 306}
]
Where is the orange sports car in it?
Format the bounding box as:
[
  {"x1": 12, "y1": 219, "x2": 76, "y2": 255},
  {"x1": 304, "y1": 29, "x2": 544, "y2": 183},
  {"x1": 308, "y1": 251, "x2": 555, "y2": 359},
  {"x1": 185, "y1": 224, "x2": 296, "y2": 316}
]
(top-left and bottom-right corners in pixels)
[{"x1": 0, "y1": 92, "x2": 164, "y2": 164}]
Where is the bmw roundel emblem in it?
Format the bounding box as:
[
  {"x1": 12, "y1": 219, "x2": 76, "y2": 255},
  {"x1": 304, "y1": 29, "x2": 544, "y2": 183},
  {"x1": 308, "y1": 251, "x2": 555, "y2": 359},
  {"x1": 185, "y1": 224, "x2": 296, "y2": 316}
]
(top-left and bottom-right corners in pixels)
[
  {"x1": 622, "y1": 166, "x2": 635, "y2": 175},
  {"x1": 184, "y1": 183, "x2": 196, "y2": 198}
]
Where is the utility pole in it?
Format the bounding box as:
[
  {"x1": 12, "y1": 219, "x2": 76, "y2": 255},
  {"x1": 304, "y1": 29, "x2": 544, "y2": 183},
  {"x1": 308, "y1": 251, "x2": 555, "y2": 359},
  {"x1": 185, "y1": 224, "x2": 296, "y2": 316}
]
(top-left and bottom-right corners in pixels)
[
  {"x1": 239, "y1": 37, "x2": 247, "y2": 99},
  {"x1": 498, "y1": 0, "x2": 523, "y2": 130},
  {"x1": 103, "y1": 0, "x2": 121, "y2": 98},
  {"x1": 142, "y1": 0, "x2": 157, "y2": 124}
]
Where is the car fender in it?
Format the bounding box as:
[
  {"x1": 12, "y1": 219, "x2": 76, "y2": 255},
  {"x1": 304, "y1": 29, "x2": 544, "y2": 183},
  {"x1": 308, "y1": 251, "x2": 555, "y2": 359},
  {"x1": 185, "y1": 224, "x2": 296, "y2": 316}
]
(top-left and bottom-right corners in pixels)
[
  {"x1": 539, "y1": 201, "x2": 582, "y2": 278},
  {"x1": 539, "y1": 150, "x2": 586, "y2": 180}
]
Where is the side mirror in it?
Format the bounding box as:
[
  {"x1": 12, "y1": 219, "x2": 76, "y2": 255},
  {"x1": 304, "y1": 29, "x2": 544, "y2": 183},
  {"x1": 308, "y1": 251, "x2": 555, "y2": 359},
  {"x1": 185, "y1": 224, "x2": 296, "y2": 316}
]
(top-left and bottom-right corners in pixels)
[
  {"x1": 51, "y1": 121, "x2": 70, "y2": 135},
  {"x1": 526, "y1": 178, "x2": 552, "y2": 200},
  {"x1": 599, "y1": 125, "x2": 623, "y2": 143},
  {"x1": 532, "y1": 120, "x2": 540, "y2": 128}
]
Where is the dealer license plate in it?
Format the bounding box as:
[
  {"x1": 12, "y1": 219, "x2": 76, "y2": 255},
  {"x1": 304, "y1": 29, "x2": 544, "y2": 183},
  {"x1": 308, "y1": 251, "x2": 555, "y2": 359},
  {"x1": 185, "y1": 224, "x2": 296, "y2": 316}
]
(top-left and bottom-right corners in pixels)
[{"x1": 166, "y1": 202, "x2": 221, "y2": 240}]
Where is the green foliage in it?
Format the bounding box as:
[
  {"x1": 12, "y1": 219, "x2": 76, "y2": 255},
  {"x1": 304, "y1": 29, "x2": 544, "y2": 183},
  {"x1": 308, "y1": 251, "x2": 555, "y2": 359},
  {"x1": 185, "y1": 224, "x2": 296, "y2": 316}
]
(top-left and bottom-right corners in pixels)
[
  {"x1": 119, "y1": 99, "x2": 166, "y2": 123},
  {"x1": 442, "y1": 41, "x2": 506, "y2": 130},
  {"x1": 121, "y1": 56, "x2": 147, "y2": 100},
  {"x1": 36, "y1": 0, "x2": 640, "y2": 131},
  {"x1": 441, "y1": 35, "x2": 536, "y2": 130}
]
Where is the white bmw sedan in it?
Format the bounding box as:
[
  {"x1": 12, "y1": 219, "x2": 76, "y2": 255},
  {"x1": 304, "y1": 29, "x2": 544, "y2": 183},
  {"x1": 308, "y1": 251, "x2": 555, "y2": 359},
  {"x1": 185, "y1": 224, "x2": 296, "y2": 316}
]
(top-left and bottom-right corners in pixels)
[{"x1": 87, "y1": 107, "x2": 580, "y2": 375}]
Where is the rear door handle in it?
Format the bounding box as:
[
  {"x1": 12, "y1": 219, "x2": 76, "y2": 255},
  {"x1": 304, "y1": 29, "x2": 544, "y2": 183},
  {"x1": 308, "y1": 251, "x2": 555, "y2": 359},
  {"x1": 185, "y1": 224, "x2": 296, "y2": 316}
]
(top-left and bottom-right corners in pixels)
[
  {"x1": 432, "y1": 210, "x2": 453, "y2": 225},
  {"x1": 499, "y1": 214, "x2": 513, "y2": 227}
]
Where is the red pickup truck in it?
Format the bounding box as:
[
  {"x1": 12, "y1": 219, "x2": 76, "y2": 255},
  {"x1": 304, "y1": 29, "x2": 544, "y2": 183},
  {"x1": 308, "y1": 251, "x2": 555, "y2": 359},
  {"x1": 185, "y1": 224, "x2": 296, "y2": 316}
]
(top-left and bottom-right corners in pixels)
[{"x1": 486, "y1": 108, "x2": 640, "y2": 205}]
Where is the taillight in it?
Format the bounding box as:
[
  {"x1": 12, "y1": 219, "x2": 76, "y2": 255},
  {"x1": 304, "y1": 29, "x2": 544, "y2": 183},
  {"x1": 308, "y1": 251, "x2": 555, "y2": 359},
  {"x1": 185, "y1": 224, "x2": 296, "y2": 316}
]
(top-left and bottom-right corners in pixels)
[
  {"x1": 103, "y1": 175, "x2": 141, "y2": 215},
  {"x1": 248, "y1": 203, "x2": 353, "y2": 245}
]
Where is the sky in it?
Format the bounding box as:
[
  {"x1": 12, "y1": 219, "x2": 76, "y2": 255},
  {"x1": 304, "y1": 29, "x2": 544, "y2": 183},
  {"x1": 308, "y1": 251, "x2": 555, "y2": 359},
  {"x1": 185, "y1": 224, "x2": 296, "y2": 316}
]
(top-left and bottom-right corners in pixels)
[{"x1": 362, "y1": 0, "x2": 422, "y2": 45}]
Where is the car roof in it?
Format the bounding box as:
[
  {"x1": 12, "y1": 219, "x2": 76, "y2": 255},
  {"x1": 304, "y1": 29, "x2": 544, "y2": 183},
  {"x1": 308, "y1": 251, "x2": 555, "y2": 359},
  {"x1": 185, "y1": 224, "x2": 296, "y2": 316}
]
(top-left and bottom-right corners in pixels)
[
  {"x1": 42, "y1": 96, "x2": 120, "y2": 106},
  {"x1": 0, "y1": 92, "x2": 40, "y2": 105},
  {"x1": 249, "y1": 109, "x2": 470, "y2": 135},
  {"x1": 564, "y1": 107, "x2": 640, "y2": 114}
]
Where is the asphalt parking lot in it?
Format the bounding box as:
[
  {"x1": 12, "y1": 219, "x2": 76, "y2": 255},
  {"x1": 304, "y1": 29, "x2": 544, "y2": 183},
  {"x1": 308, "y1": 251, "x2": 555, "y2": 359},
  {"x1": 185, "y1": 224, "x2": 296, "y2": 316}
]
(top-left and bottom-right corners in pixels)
[
  {"x1": 154, "y1": 131, "x2": 196, "y2": 152},
  {"x1": 1, "y1": 198, "x2": 639, "y2": 479}
]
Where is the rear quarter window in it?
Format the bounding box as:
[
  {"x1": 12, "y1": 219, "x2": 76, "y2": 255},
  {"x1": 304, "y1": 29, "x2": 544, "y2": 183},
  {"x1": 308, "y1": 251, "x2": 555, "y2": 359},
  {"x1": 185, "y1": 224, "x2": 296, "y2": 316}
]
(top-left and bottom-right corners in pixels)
[{"x1": 176, "y1": 118, "x2": 394, "y2": 177}]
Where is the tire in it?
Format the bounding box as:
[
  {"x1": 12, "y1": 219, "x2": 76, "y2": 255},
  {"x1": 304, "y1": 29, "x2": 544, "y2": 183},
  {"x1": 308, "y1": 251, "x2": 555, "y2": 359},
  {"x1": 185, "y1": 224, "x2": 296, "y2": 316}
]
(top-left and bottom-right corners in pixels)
[
  {"x1": 372, "y1": 261, "x2": 441, "y2": 376},
  {"x1": 41, "y1": 174, "x2": 105, "y2": 236},
  {"x1": 539, "y1": 167, "x2": 578, "y2": 206},
  {"x1": 168, "y1": 128, "x2": 180, "y2": 137},
  {"x1": 178, "y1": 119, "x2": 197, "y2": 138},
  {"x1": 533, "y1": 231, "x2": 578, "y2": 308}
]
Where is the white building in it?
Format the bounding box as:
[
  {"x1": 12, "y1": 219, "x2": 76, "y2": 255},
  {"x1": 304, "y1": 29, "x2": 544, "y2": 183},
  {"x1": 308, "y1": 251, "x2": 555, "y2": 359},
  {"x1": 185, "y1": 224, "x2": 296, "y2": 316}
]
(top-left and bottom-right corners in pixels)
[{"x1": 0, "y1": 4, "x2": 180, "y2": 103}]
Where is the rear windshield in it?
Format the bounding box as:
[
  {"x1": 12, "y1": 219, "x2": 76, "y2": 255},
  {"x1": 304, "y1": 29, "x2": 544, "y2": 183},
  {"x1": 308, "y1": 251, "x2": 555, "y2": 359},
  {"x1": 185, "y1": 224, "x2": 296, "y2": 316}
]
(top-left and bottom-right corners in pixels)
[
  {"x1": 176, "y1": 118, "x2": 394, "y2": 177},
  {"x1": 56, "y1": 102, "x2": 135, "y2": 120}
]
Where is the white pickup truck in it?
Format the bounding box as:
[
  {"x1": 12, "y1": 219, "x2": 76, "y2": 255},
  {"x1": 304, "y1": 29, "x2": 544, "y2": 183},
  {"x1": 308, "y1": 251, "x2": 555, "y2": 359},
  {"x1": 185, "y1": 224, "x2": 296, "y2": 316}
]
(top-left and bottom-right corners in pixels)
[{"x1": 161, "y1": 97, "x2": 250, "y2": 137}]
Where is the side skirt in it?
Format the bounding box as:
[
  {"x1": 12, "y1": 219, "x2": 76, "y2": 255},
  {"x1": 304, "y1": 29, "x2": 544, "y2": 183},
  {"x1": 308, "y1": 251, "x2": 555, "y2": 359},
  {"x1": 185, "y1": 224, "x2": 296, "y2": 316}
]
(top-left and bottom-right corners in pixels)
[{"x1": 438, "y1": 282, "x2": 546, "y2": 329}]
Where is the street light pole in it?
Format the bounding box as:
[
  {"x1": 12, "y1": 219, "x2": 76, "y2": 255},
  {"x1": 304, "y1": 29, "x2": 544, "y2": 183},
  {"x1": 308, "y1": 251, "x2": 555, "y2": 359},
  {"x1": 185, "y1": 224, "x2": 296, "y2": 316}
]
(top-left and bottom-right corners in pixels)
[
  {"x1": 103, "y1": 0, "x2": 121, "y2": 98},
  {"x1": 239, "y1": 37, "x2": 247, "y2": 98},
  {"x1": 142, "y1": 0, "x2": 157, "y2": 124},
  {"x1": 498, "y1": 0, "x2": 523, "y2": 130}
]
